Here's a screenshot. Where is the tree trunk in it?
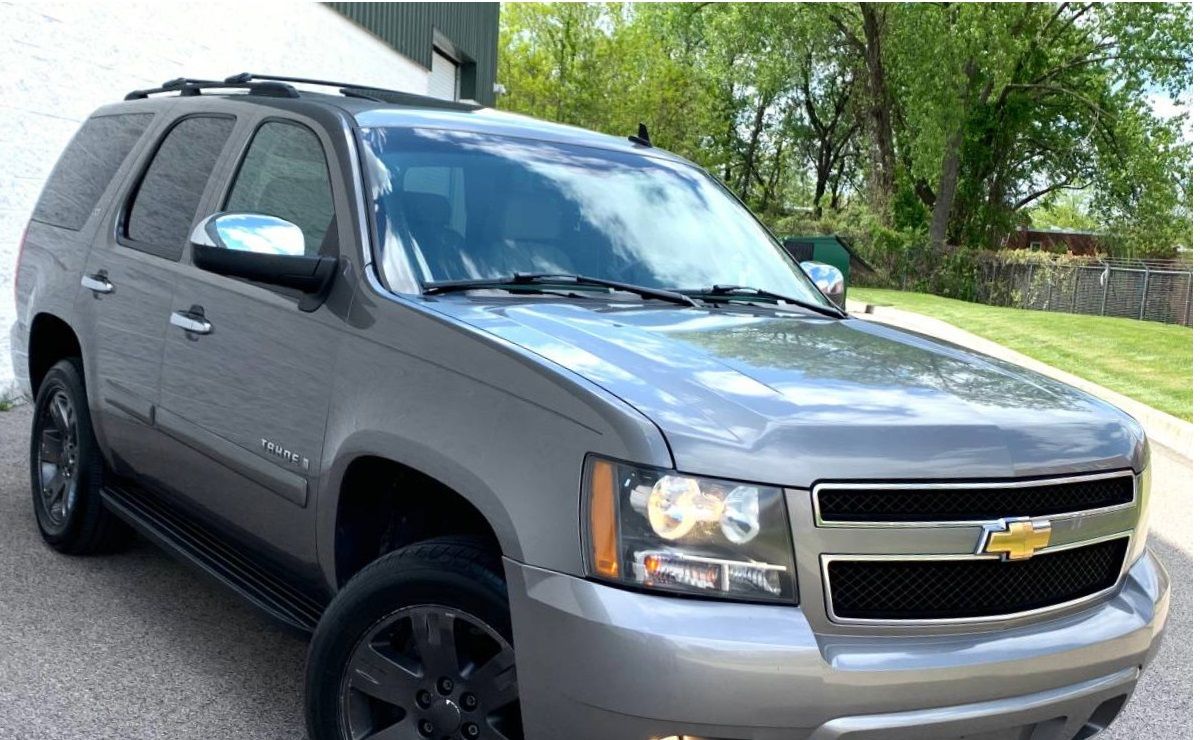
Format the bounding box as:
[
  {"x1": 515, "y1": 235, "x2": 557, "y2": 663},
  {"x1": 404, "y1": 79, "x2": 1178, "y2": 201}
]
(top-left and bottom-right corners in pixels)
[
  {"x1": 813, "y1": 170, "x2": 828, "y2": 219},
  {"x1": 860, "y1": 3, "x2": 896, "y2": 220},
  {"x1": 930, "y1": 60, "x2": 981, "y2": 248},
  {"x1": 930, "y1": 126, "x2": 963, "y2": 248},
  {"x1": 812, "y1": 139, "x2": 834, "y2": 218},
  {"x1": 739, "y1": 95, "x2": 769, "y2": 200},
  {"x1": 830, "y1": 154, "x2": 848, "y2": 211}
]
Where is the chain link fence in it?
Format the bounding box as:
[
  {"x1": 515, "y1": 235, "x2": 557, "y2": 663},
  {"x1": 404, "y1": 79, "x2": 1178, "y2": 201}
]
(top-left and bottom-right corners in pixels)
[{"x1": 975, "y1": 258, "x2": 1193, "y2": 327}]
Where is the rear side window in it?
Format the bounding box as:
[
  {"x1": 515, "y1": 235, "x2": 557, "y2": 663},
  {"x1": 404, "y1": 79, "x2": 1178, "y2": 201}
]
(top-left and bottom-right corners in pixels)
[
  {"x1": 125, "y1": 115, "x2": 236, "y2": 259},
  {"x1": 224, "y1": 121, "x2": 335, "y2": 256},
  {"x1": 32, "y1": 113, "x2": 153, "y2": 230}
]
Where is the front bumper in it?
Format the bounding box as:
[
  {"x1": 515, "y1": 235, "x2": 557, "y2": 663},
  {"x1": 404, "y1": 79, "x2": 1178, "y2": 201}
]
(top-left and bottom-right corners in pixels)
[{"x1": 504, "y1": 549, "x2": 1168, "y2": 740}]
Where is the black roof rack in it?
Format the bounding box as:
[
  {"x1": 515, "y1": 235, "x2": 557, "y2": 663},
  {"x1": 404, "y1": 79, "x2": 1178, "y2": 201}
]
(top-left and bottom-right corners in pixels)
[
  {"x1": 224, "y1": 73, "x2": 482, "y2": 110},
  {"x1": 124, "y1": 77, "x2": 300, "y2": 101},
  {"x1": 124, "y1": 72, "x2": 481, "y2": 111}
]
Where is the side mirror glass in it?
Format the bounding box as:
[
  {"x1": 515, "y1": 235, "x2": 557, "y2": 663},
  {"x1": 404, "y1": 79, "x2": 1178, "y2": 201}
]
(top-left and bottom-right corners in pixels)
[
  {"x1": 192, "y1": 212, "x2": 306, "y2": 257},
  {"x1": 800, "y1": 261, "x2": 846, "y2": 308},
  {"x1": 189, "y1": 213, "x2": 337, "y2": 305}
]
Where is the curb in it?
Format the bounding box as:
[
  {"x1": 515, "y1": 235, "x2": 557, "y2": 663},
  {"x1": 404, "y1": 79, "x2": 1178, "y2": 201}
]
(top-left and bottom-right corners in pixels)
[{"x1": 847, "y1": 299, "x2": 1194, "y2": 461}]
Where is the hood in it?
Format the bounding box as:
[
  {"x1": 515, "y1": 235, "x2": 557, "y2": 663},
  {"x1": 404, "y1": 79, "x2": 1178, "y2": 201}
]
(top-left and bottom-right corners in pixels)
[{"x1": 432, "y1": 298, "x2": 1146, "y2": 487}]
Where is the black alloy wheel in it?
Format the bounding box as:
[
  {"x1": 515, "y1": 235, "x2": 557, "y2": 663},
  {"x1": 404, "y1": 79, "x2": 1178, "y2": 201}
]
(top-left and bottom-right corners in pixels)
[
  {"x1": 307, "y1": 538, "x2": 523, "y2": 740},
  {"x1": 341, "y1": 605, "x2": 519, "y2": 740},
  {"x1": 29, "y1": 358, "x2": 131, "y2": 554},
  {"x1": 35, "y1": 387, "x2": 80, "y2": 529}
]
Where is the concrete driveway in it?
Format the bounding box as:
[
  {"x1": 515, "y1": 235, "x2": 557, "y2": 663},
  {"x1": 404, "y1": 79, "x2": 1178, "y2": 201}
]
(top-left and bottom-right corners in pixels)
[{"x1": 0, "y1": 404, "x2": 1191, "y2": 738}]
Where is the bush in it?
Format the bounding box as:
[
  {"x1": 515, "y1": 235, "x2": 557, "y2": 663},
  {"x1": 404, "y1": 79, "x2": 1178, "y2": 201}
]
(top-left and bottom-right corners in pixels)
[{"x1": 764, "y1": 204, "x2": 1109, "y2": 305}]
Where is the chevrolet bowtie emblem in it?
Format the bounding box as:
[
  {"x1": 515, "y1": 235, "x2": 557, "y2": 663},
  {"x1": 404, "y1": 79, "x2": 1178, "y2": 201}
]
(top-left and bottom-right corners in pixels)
[{"x1": 980, "y1": 519, "x2": 1052, "y2": 561}]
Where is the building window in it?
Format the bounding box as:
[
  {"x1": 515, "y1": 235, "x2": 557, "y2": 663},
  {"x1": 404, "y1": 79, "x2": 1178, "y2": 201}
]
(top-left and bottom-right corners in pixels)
[
  {"x1": 1029, "y1": 241, "x2": 1042, "y2": 251},
  {"x1": 429, "y1": 49, "x2": 460, "y2": 101}
]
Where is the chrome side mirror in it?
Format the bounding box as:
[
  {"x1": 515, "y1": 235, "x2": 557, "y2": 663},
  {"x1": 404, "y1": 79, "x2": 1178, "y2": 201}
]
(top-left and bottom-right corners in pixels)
[
  {"x1": 190, "y1": 212, "x2": 307, "y2": 257},
  {"x1": 800, "y1": 261, "x2": 846, "y2": 307},
  {"x1": 188, "y1": 212, "x2": 337, "y2": 306}
]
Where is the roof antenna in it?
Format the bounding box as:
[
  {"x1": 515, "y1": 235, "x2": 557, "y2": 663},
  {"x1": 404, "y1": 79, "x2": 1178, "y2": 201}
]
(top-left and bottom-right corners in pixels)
[{"x1": 628, "y1": 122, "x2": 652, "y2": 147}]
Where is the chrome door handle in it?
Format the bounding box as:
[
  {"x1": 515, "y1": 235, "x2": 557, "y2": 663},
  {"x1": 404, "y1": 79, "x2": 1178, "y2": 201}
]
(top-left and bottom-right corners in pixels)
[
  {"x1": 170, "y1": 309, "x2": 212, "y2": 335},
  {"x1": 81, "y1": 273, "x2": 114, "y2": 294}
]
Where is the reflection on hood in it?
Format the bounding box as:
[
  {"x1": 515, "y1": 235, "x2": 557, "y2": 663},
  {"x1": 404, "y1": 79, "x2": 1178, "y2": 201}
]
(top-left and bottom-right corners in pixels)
[{"x1": 431, "y1": 299, "x2": 1146, "y2": 486}]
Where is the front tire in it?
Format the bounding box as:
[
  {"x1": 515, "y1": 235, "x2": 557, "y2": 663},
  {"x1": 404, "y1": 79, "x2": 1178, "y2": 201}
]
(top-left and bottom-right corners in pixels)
[
  {"x1": 306, "y1": 538, "x2": 523, "y2": 740},
  {"x1": 29, "y1": 358, "x2": 131, "y2": 554}
]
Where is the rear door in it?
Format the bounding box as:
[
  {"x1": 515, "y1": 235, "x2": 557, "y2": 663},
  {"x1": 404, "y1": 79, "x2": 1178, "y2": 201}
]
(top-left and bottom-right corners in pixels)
[
  {"x1": 80, "y1": 112, "x2": 238, "y2": 480},
  {"x1": 156, "y1": 113, "x2": 348, "y2": 570}
]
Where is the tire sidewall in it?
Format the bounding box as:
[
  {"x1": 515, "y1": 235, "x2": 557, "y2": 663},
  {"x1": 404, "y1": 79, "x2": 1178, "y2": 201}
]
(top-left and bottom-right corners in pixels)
[
  {"x1": 306, "y1": 549, "x2": 512, "y2": 740},
  {"x1": 29, "y1": 360, "x2": 103, "y2": 545}
]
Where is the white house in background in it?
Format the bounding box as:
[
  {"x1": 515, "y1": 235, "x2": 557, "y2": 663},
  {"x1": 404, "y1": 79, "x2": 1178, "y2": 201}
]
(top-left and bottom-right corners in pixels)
[{"x1": 0, "y1": 2, "x2": 500, "y2": 397}]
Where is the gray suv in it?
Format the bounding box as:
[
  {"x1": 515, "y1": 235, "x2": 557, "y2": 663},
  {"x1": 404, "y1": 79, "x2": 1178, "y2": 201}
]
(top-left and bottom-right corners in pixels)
[{"x1": 10, "y1": 74, "x2": 1167, "y2": 740}]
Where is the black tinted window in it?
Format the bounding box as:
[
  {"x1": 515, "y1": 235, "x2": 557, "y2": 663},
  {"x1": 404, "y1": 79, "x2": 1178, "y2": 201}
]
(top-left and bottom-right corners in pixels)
[
  {"x1": 225, "y1": 121, "x2": 335, "y2": 256},
  {"x1": 126, "y1": 116, "x2": 235, "y2": 258},
  {"x1": 32, "y1": 113, "x2": 153, "y2": 230}
]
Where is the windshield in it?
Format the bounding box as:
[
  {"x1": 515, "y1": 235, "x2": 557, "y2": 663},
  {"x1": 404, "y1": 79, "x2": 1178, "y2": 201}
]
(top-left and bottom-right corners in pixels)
[{"x1": 362, "y1": 127, "x2": 827, "y2": 305}]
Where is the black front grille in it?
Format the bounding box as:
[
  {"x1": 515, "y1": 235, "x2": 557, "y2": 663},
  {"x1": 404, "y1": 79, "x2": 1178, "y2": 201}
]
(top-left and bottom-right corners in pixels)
[
  {"x1": 817, "y1": 475, "x2": 1133, "y2": 523},
  {"x1": 827, "y1": 537, "x2": 1128, "y2": 621}
]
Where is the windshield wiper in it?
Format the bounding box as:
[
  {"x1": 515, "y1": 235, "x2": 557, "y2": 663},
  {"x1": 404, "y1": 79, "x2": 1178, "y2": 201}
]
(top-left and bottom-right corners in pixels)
[
  {"x1": 688, "y1": 284, "x2": 846, "y2": 319},
  {"x1": 424, "y1": 273, "x2": 700, "y2": 308}
]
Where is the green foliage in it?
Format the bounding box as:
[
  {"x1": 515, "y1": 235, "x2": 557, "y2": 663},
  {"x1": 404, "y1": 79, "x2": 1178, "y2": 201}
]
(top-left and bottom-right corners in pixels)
[
  {"x1": 1029, "y1": 192, "x2": 1099, "y2": 232},
  {"x1": 497, "y1": 3, "x2": 1192, "y2": 259},
  {"x1": 854, "y1": 288, "x2": 1193, "y2": 421}
]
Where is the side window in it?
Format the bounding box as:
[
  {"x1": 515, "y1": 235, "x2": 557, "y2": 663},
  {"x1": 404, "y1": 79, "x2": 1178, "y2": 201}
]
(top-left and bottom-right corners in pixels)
[
  {"x1": 32, "y1": 113, "x2": 153, "y2": 230},
  {"x1": 225, "y1": 121, "x2": 335, "y2": 256},
  {"x1": 125, "y1": 116, "x2": 236, "y2": 260}
]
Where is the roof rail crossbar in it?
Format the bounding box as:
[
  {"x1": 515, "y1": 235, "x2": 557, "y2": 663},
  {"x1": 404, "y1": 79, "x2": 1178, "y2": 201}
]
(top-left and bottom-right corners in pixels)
[
  {"x1": 224, "y1": 72, "x2": 405, "y2": 96},
  {"x1": 124, "y1": 78, "x2": 300, "y2": 101},
  {"x1": 222, "y1": 73, "x2": 481, "y2": 110}
]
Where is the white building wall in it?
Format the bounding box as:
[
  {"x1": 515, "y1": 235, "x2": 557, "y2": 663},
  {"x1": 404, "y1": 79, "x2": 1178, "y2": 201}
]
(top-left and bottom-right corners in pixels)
[{"x1": 0, "y1": 1, "x2": 431, "y2": 397}]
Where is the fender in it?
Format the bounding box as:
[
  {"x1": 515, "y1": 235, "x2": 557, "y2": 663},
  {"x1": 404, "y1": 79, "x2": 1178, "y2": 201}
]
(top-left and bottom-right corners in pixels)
[{"x1": 316, "y1": 429, "x2": 524, "y2": 593}]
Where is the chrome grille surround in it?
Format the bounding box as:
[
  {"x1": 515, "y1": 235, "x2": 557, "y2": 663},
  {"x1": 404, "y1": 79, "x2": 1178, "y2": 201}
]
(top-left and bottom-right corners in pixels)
[
  {"x1": 821, "y1": 531, "x2": 1132, "y2": 625},
  {"x1": 812, "y1": 470, "x2": 1137, "y2": 528},
  {"x1": 804, "y1": 470, "x2": 1144, "y2": 626}
]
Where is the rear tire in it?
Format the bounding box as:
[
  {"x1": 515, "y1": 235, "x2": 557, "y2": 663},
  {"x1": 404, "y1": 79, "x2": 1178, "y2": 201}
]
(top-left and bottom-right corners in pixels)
[
  {"x1": 306, "y1": 537, "x2": 522, "y2": 740},
  {"x1": 29, "y1": 358, "x2": 131, "y2": 554}
]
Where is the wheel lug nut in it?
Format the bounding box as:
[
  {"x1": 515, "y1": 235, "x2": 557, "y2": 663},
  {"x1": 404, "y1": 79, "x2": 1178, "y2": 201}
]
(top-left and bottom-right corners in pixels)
[
  {"x1": 416, "y1": 689, "x2": 432, "y2": 708},
  {"x1": 463, "y1": 723, "x2": 480, "y2": 739},
  {"x1": 461, "y1": 693, "x2": 477, "y2": 710},
  {"x1": 418, "y1": 719, "x2": 434, "y2": 737},
  {"x1": 437, "y1": 676, "x2": 454, "y2": 695}
]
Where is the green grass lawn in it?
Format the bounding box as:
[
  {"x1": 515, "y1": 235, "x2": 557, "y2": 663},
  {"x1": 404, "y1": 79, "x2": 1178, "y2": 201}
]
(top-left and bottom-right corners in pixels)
[{"x1": 852, "y1": 288, "x2": 1194, "y2": 421}]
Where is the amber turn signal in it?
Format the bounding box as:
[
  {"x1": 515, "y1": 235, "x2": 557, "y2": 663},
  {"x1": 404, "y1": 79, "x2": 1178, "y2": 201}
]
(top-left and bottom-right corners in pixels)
[{"x1": 589, "y1": 459, "x2": 619, "y2": 578}]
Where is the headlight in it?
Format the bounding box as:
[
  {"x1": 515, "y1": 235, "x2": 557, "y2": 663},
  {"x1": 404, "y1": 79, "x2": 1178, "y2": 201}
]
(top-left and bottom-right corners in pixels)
[{"x1": 583, "y1": 456, "x2": 798, "y2": 603}]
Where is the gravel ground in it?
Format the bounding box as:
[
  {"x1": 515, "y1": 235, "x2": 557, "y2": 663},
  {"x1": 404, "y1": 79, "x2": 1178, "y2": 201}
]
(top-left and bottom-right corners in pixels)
[
  {"x1": 0, "y1": 403, "x2": 1191, "y2": 738},
  {"x1": 0, "y1": 404, "x2": 308, "y2": 739}
]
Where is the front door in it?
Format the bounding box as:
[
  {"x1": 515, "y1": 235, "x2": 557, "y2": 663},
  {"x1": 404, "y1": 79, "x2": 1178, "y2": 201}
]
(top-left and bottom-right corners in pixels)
[{"x1": 157, "y1": 117, "x2": 346, "y2": 573}]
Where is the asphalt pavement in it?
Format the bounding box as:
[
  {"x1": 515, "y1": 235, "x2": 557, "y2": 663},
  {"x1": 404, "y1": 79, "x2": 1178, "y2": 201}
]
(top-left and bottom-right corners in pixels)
[{"x1": 0, "y1": 403, "x2": 1191, "y2": 738}]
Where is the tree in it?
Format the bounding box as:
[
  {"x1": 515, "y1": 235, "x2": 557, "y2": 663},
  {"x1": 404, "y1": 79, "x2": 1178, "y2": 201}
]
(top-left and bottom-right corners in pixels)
[
  {"x1": 495, "y1": 2, "x2": 1192, "y2": 258},
  {"x1": 829, "y1": 3, "x2": 896, "y2": 219}
]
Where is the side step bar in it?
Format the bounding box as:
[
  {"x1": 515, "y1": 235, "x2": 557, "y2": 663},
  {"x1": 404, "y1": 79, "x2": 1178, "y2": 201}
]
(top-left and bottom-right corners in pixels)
[{"x1": 101, "y1": 484, "x2": 324, "y2": 633}]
